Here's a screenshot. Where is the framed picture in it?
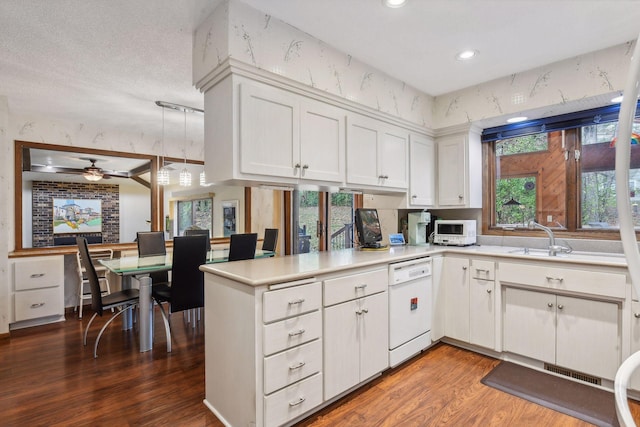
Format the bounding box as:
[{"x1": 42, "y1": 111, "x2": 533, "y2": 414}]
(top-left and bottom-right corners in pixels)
[
  {"x1": 222, "y1": 200, "x2": 238, "y2": 237},
  {"x1": 53, "y1": 198, "x2": 102, "y2": 234}
]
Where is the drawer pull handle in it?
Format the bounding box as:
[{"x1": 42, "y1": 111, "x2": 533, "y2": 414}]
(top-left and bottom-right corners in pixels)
[
  {"x1": 356, "y1": 308, "x2": 369, "y2": 315},
  {"x1": 355, "y1": 284, "x2": 367, "y2": 290},
  {"x1": 30, "y1": 302, "x2": 45, "y2": 308},
  {"x1": 545, "y1": 276, "x2": 563, "y2": 282},
  {"x1": 289, "y1": 361, "x2": 306, "y2": 370},
  {"x1": 635, "y1": 313, "x2": 640, "y2": 319},
  {"x1": 30, "y1": 273, "x2": 45, "y2": 278},
  {"x1": 476, "y1": 268, "x2": 489, "y2": 273},
  {"x1": 288, "y1": 329, "x2": 305, "y2": 337},
  {"x1": 288, "y1": 298, "x2": 305, "y2": 305},
  {"x1": 289, "y1": 396, "x2": 306, "y2": 407}
]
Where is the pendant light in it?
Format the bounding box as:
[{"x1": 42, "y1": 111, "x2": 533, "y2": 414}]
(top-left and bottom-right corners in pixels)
[
  {"x1": 157, "y1": 106, "x2": 170, "y2": 185},
  {"x1": 179, "y1": 110, "x2": 192, "y2": 187}
]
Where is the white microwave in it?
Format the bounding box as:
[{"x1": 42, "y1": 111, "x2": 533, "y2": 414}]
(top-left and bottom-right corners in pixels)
[{"x1": 433, "y1": 220, "x2": 477, "y2": 246}]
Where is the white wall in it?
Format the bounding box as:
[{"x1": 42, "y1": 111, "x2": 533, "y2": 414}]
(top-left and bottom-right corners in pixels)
[
  {"x1": 119, "y1": 181, "x2": 152, "y2": 243},
  {"x1": 0, "y1": 96, "x2": 9, "y2": 334}
]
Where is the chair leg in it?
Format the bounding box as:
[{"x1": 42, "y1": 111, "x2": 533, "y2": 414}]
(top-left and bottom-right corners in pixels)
[
  {"x1": 93, "y1": 304, "x2": 136, "y2": 358},
  {"x1": 83, "y1": 312, "x2": 98, "y2": 346},
  {"x1": 155, "y1": 300, "x2": 172, "y2": 353}
]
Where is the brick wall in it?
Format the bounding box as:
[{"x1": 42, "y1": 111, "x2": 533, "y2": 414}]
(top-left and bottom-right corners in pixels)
[{"x1": 32, "y1": 181, "x2": 120, "y2": 247}]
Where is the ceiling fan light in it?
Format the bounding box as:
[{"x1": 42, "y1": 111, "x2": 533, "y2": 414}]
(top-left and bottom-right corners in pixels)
[
  {"x1": 158, "y1": 167, "x2": 170, "y2": 185},
  {"x1": 83, "y1": 171, "x2": 103, "y2": 181},
  {"x1": 179, "y1": 168, "x2": 192, "y2": 186}
]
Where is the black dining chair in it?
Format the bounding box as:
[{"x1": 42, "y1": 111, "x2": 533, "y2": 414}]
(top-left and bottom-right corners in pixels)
[
  {"x1": 77, "y1": 237, "x2": 139, "y2": 358},
  {"x1": 184, "y1": 228, "x2": 211, "y2": 252},
  {"x1": 261, "y1": 228, "x2": 279, "y2": 252},
  {"x1": 137, "y1": 231, "x2": 169, "y2": 285},
  {"x1": 152, "y1": 235, "x2": 208, "y2": 352},
  {"x1": 228, "y1": 233, "x2": 258, "y2": 262}
]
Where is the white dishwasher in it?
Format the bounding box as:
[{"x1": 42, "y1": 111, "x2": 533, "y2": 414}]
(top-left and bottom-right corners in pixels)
[{"x1": 388, "y1": 258, "x2": 432, "y2": 367}]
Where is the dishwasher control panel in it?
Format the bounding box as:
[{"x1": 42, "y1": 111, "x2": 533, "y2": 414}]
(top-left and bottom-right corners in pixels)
[{"x1": 389, "y1": 258, "x2": 431, "y2": 284}]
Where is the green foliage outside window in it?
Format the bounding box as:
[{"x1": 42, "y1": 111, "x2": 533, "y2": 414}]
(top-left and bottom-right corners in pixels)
[
  {"x1": 495, "y1": 177, "x2": 536, "y2": 226},
  {"x1": 496, "y1": 134, "x2": 548, "y2": 156}
]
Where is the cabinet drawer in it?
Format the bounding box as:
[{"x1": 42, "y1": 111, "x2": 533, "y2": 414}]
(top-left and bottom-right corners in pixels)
[
  {"x1": 14, "y1": 287, "x2": 64, "y2": 321},
  {"x1": 14, "y1": 257, "x2": 63, "y2": 291},
  {"x1": 263, "y1": 311, "x2": 322, "y2": 356},
  {"x1": 263, "y1": 282, "x2": 322, "y2": 323},
  {"x1": 264, "y1": 339, "x2": 322, "y2": 395},
  {"x1": 499, "y1": 262, "x2": 626, "y2": 299},
  {"x1": 264, "y1": 373, "x2": 323, "y2": 427},
  {"x1": 471, "y1": 259, "x2": 495, "y2": 280},
  {"x1": 324, "y1": 268, "x2": 387, "y2": 306}
]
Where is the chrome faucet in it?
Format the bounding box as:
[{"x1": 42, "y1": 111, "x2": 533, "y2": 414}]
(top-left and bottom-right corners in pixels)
[{"x1": 528, "y1": 220, "x2": 570, "y2": 256}]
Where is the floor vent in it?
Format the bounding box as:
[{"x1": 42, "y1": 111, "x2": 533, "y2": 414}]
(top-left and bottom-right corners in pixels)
[{"x1": 544, "y1": 363, "x2": 601, "y2": 385}]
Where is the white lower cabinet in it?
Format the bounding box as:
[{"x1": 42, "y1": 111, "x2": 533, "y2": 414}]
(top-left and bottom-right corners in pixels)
[
  {"x1": 264, "y1": 373, "x2": 323, "y2": 427},
  {"x1": 442, "y1": 257, "x2": 495, "y2": 349},
  {"x1": 630, "y1": 301, "x2": 640, "y2": 389},
  {"x1": 11, "y1": 256, "x2": 65, "y2": 328},
  {"x1": 324, "y1": 292, "x2": 389, "y2": 400},
  {"x1": 504, "y1": 287, "x2": 620, "y2": 380},
  {"x1": 323, "y1": 267, "x2": 389, "y2": 401}
]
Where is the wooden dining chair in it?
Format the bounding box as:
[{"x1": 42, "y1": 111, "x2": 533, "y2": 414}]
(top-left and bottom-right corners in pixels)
[
  {"x1": 77, "y1": 237, "x2": 139, "y2": 358},
  {"x1": 137, "y1": 231, "x2": 169, "y2": 285},
  {"x1": 152, "y1": 235, "x2": 208, "y2": 352},
  {"x1": 261, "y1": 228, "x2": 279, "y2": 252},
  {"x1": 228, "y1": 233, "x2": 258, "y2": 262}
]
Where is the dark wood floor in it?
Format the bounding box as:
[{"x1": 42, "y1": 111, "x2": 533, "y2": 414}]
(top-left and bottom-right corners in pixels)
[{"x1": 2, "y1": 308, "x2": 639, "y2": 426}]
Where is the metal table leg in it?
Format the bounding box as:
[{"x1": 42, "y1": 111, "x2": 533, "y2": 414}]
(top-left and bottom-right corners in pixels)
[{"x1": 138, "y1": 276, "x2": 152, "y2": 352}]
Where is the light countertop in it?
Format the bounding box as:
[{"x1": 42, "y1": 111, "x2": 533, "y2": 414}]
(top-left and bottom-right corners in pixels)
[{"x1": 200, "y1": 244, "x2": 629, "y2": 287}]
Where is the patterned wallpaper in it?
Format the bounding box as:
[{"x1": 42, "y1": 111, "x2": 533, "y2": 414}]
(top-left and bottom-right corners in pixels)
[{"x1": 193, "y1": 0, "x2": 434, "y2": 128}]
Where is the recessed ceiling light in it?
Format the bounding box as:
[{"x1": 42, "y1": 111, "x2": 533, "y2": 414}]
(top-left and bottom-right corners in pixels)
[
  {"x1": 383, "y1": 0, "x2": 407, "y2": 8},
  {"x1": 507, "y1": 116, "x2": 528, "y2": 124},
  {"x1": 456, "y1": 50, "x2": 478, "y2": 61},
  {"x1": 611, "y1": 95, "x2": 624, "y2": 103}
]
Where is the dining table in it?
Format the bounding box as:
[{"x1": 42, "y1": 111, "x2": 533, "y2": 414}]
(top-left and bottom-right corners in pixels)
[{"x1": 99, "y1": 248, "x2": 275, "y2": 352}]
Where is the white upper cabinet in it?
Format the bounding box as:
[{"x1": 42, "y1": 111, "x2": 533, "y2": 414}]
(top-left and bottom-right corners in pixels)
[
  {"x1": 346, "y1": 113, "x2": 408, "y2": 191},
  {"x1": 436, "y1": 128, "x2": 482, "y2": 208},
  {"x1": 408, "y1": 133, "x2": 435, "y2": 207},
  {"x1": 240, "y1": 82, "x2": 300, "y2": 179},
  {"x1": 299, "y1": 99, "x2": 345, "y2": 183}
]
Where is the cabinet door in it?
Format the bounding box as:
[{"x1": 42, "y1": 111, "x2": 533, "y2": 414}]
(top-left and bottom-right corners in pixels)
[
  {"x1": 443, "y1": 257, "x2": 470, "y2": 342},
  {"x1": 346, "y1": 114, "x2": 380, "y2": 186},
  {"x1": 239, "y1": 82, "x2": 299, "y2": 178},
  {"x1": 300, "y1": 100, "x2": 345, "y2": 183},
  {"x1": 503, "y1": 287, "x2": 555, "y2": 363},
  {"x1": 556, "y1": 295, "x2": 619, "y2": 380},
  {"x1": 378, "y1": 125, "x2": 408, "y2": 188},
  {"x1": 469, "y1": 278, "x2": 494, "y2": 349},
  {"x1": 359, "y1": 292, "x2": 389, "y2": 381},
  {"x1": 409, "y1": 134, "x2": 435, "y2": 206},
  {"x1": 437, "y1": 135, "x2": 466, "y2": 206},
  {"x1": 324, "y1": 299, "x2": 360, "y2": 400}
]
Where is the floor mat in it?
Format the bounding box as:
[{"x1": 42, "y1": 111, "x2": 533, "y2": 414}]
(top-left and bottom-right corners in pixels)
[{"x1": 481, "y1": 361, "x2": 619, "y2": 427}]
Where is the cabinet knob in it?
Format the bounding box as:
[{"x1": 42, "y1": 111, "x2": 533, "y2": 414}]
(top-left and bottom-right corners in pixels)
[
  {"x1": 462, "y1": 266, "x2": 467, "y2": 270},
  {"x1": 557, "y1": 304, "x2": 564, "y2": 310},
  {"x1": 547, "y1": 302, "x2": 554, "y2": 308},
  {"x1": 634, "y1": 313, "x2": 640, "y2": 319},
  {"x1": 486, "y1": 289, "x2": 492, "y2": 294},
  {"x1": 294, "y1": 163, "x2": 301, "y2": 169},
  {"x1": 412, "y1": 194, "x2": 417, "y2": 199},
  {"x1": 458, "y1": 195, "x2": 463, "y2": 199},
  {"x1": 302, "y1": 164, "x2": 309, "y2": 170}
]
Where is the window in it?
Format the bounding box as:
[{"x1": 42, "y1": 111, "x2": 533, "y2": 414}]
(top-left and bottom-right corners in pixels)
[
  {"x1": 484, "y1": 106, "x2": 640, "y2": 236},
  {"x1": 177, "y1": 197, "x2": 213, "y2": 235}
]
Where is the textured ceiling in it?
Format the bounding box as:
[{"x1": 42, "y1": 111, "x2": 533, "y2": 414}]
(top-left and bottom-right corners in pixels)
[{"x1": 2, "y1": 0, "x2": 640, "y2": 143}]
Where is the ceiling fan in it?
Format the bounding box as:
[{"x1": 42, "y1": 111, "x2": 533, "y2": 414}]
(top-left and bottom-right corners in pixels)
[{"x1": 82, "y1": 159, "x2": 106, "y2": 181}]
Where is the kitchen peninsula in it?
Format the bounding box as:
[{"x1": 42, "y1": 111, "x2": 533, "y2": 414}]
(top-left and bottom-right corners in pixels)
[{"x1": 200, "y1": 245, "x2": 632, "y2": 427}]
